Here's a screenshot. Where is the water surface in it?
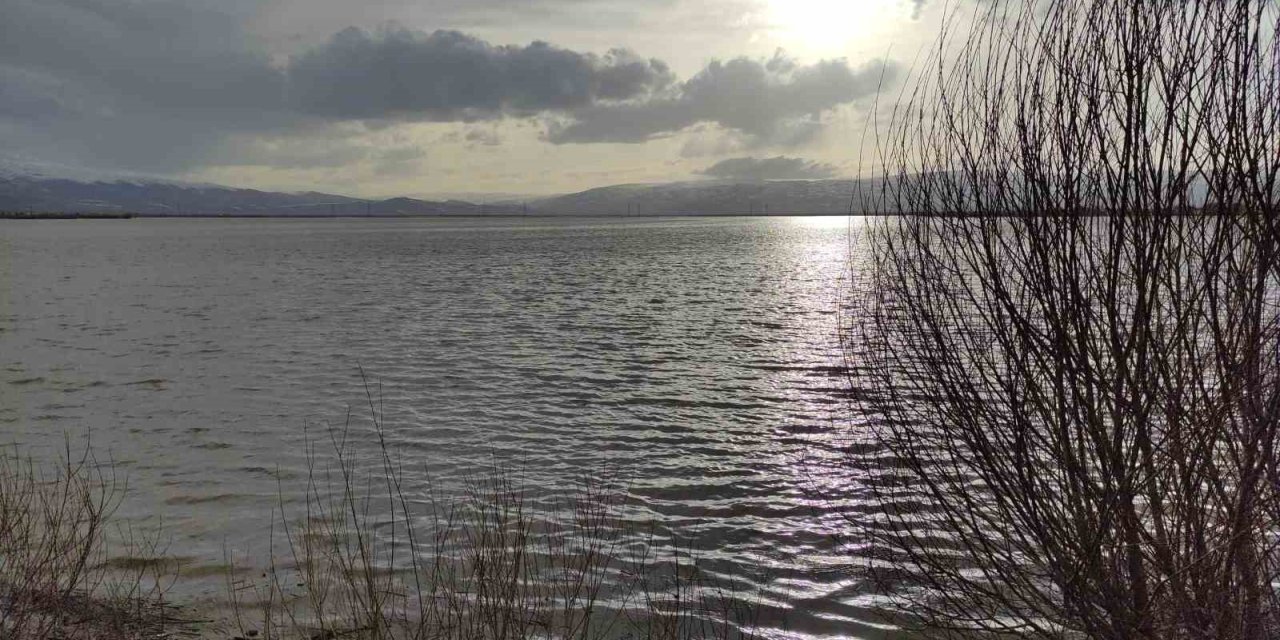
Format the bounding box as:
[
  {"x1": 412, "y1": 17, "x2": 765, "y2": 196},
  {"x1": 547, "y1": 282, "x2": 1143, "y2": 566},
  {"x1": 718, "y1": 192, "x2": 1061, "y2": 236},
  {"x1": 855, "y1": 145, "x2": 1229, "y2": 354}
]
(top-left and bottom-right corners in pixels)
[{"x1": 0, "y1": 216, "x2": 889, "y2": 637}]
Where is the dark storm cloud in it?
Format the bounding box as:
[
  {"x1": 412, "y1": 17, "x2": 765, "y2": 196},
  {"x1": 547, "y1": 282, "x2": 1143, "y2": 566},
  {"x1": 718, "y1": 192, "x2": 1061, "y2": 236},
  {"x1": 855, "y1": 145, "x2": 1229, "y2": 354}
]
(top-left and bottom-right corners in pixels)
[
  {"x1": 0, "y1": 0, "x2": 893, "y2": 174},
  {"x1": 0, "y1": 0, "x2": 292, "y2": 171},
  {"x1": 0, "y1": 0, "x2": 680, "y2": 171},
  {"x1": 0, "y1": 66, "x2": 65, "y2": 120},
  {"x1": 546, "y1": 53, "x2": 892, "y2": 146},
  {"x1": 287, "y1": 27, "x2": 674, "y2": 120},
  {"x1": 0, "y1": 0, "x2": 670, "y2": 124},
  {"x1": 699, "y1": 156, "x2": 838, "y2": 180},
  {"x1": 0, "y1": 0, "x2": 283, "y2": 114}
]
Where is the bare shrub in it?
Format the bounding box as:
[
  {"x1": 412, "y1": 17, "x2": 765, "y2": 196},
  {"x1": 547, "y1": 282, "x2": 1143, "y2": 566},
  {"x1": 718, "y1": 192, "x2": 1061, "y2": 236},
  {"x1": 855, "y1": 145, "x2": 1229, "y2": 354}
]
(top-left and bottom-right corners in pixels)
[
  {"x1": 845, "y1": 1, "x2": 1280, "y2": 638},
  {"x1": 0, "y1": 441, "x2": 177, "y2": 639}
]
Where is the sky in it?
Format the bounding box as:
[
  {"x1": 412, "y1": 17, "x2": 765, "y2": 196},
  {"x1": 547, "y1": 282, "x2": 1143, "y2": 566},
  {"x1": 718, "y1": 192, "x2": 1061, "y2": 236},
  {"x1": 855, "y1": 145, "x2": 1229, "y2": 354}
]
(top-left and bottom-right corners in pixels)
[{"x1": 0, "y1": 0, "x2": 946, "y2": 197}]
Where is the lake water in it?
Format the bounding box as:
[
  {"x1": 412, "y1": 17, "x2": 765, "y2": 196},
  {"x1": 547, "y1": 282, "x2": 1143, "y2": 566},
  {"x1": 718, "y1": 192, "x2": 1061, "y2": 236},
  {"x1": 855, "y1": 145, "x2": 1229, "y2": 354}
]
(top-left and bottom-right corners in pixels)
[{"x1": 0, "y1": 216, "x2": 893, "y2": 638}]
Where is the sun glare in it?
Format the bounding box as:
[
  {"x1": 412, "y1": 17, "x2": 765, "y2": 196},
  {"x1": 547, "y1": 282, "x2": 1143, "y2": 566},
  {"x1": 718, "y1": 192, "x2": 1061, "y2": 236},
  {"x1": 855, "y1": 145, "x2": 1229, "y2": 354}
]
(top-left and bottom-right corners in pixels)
[{"x1": 764, "y1": 0, "x2": 905, "y2": 58}]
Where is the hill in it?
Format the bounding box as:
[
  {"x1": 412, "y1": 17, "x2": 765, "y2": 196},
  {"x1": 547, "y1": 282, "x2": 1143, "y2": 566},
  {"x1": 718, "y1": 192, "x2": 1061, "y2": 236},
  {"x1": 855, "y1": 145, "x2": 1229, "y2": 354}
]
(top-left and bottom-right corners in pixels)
[
  {"x1": 0, "y1": 165, "x2": 523, "y2": 217},
  {"x1": 530, "y1": 179, "x2": 865, "y2": 216},
  {"x1": 0, "y1": 160, "x2": 869, "y2": 217}
]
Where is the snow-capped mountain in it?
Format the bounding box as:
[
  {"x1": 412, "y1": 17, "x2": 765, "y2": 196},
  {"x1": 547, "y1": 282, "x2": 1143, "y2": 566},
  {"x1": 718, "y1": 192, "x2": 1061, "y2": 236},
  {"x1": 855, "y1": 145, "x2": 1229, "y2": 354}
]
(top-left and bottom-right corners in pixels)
[
  {"x1": 0, "y1": 160, "x2": 522, "y2": 216},
  {"x1": 530, "y1": 179, "x2": 872, "y2": 216},
  {"x1": 0, "y1": 158, "x2": 875, "y2": 217}
]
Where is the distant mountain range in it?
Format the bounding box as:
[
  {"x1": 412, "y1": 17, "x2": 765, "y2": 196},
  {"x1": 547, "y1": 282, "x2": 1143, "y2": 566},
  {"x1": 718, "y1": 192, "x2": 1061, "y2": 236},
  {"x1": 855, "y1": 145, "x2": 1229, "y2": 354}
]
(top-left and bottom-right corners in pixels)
[
  {"x1": 534, "y1": 179, "x2": 863, "y2": 216},
  {"x1": 0, "y1": 173, "x2": 526, "y2": 217},
  {"x1": 0, "y1": 163, "x2": 868, "y2": 217}
]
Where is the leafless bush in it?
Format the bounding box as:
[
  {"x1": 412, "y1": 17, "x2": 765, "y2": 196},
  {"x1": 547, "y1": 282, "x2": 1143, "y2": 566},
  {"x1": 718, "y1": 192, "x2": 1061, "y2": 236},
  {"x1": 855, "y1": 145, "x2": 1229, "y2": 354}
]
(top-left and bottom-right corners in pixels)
[
  {"x1": 0, "y1": 441, "x2": 176, "y2": 639},
  {"x1": 227, "y1": 380, "x2": 762, "y2": 640},
  {"x1": 846, "y1": 1, "x2": 1280, "y2": 638}
]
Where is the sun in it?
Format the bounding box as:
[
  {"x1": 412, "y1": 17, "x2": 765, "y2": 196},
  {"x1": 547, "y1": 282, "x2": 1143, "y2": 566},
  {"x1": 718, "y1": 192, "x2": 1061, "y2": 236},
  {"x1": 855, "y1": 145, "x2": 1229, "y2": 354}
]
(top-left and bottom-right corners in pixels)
[{"x1": 763, "y1": 0, "x2": 906, "y2": 58}]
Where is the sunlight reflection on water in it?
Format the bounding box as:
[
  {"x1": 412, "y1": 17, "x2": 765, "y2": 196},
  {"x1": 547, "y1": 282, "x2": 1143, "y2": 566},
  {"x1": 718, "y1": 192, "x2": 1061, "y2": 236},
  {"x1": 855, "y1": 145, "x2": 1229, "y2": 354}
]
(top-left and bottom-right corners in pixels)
[{"x1": 0, "y1": 215, "x2": 905, "y2": 638}]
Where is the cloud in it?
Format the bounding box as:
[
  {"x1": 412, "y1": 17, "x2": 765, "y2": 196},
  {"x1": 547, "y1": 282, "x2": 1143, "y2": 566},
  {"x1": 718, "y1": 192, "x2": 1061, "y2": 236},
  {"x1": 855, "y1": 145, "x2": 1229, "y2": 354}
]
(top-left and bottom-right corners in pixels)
[
  {"x1": 546, "y1": 52, "x2": 892, "y2": 146},
  {"x1": 678, "y1": 127, "x2": 749, "y2": 158},
  {"x1": 0, "y1": 0, "x2": 681, "y2": 172},
  {"x1": 698, "y1": 155, "x2": 838, "y2": 180},
  {"x1": 0, "y1": 1, "x2": 677, "y2": 125},
  {"x1": 465, "y1": 128, "x2": 503, "y2": 146},
  {"x1": 437, "y1": 125, "x2": 505, "y2": 147},
  {"x1": 0, "y1": 0, "x2": 292, "y2": 171},
  {"x1": 0, "y1": 0, "x2": 284, "y2": 114},
  {"x1": 286, "y1": 26, "x2": 674, "y2": 120},
  {"x1": 0, "y1": 66, "x2": 66, "y2": 120},
  {"x1": 0, "y1": 0, "x2": 893, "y2": 182}
]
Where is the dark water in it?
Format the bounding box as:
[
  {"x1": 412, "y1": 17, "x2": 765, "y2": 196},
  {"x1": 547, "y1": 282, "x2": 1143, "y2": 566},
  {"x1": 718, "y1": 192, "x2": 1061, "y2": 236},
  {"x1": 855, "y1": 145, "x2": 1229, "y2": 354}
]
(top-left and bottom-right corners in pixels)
[{"x1": 0, "y1": 216, "x2": 893, "y2": 637}]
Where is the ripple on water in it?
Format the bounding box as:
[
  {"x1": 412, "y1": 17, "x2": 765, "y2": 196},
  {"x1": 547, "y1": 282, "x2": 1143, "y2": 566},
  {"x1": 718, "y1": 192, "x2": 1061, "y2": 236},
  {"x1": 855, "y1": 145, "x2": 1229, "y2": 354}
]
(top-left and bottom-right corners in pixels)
[{"x1": 0, "y1": 216, "x2": 891, "y2": 639}]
